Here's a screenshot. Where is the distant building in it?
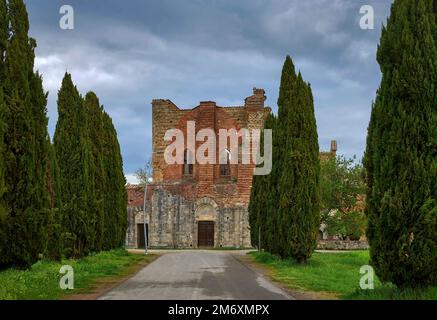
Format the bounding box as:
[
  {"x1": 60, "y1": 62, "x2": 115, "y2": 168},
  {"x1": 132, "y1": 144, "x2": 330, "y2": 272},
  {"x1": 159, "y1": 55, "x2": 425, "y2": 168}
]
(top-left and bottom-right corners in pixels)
[{"x1": 319, "y1": 140, "x2": 337, "y2": 162}]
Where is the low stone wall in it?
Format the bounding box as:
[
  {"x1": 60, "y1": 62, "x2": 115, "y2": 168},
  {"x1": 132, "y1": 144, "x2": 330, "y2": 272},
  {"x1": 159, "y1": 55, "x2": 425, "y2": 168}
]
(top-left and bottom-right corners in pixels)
[{"x1": 317, "y1": 240, "x2": 369, "y2": 251}]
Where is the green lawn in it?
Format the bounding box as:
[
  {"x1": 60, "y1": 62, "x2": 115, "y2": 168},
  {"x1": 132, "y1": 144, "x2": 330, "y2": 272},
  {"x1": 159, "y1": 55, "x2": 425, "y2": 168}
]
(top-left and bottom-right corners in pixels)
[
  {"x1": 250, "y1": 251, "x2": 436, "y2": 300},
  {"x1": 0, "y1": 249, "x2": 155, "y2": 300}
]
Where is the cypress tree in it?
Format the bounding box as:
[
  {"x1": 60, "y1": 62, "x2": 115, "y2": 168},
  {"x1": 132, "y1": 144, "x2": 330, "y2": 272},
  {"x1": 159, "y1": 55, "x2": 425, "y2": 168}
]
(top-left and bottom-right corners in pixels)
[
  {"x1": 276, "y1": 56, "x2": 320, "y2": 263},
  {"x1": 102, "y1": 111, "x2": 127, "y2": 249},
  {"x1": 84, "y1": 92, "x2": 105, "y2": 251},
  {"x1": 249, "y1": 113, "x2": 277, "y2": 250},
  {"x1": 54, "y1": 73, "x2": 91, "y2": 258},
  {"x1": 0, "y1": 0, "x2": 8, "y2": 261},
  {"x1": 1, "y1": 0, "x2": 50, "y2": 268},
  {"x1": 274, "y1": 56, "x2": 297, "y2": 258},
  {"x1": 248, "y1": 159, "x2": 261, "y2": 248},
  {"x1": 0, "y1": 0, "x2": 6, "y2": 64},
  {"x1": 45, "y1": 141, "x2": 62, "y2": 260},
  {"x1": 29, "y1": 67, "x2": 51, "y2": 210},
  {"x1": 249, "y1": 56, "x2": 320, "y2": 263},
  {"x1": 0, "y1": 86, "x2": 6, "y2": 265},
  {"x1": 364, "y1": 0, "x2": 437, "y2": 287}
]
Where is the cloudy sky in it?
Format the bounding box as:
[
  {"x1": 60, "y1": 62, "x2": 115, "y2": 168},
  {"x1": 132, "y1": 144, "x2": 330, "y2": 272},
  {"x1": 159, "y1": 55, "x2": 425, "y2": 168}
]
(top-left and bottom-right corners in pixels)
[{"x1": 25, "y1": 0, "x2": 393, "y2": 183}]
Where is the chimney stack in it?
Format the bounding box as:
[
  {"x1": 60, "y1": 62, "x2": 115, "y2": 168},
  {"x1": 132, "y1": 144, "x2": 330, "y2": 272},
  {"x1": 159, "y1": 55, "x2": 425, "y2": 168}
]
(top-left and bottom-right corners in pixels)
[{"x1": 245, "y1": 87, "x2": 266, "y2": 110}]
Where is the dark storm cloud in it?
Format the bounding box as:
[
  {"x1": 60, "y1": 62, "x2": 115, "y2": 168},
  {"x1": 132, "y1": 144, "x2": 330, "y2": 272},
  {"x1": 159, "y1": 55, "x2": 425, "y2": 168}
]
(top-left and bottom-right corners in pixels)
[{"x1": 24, "y1": 0, "x2": 393, "y2": 182}]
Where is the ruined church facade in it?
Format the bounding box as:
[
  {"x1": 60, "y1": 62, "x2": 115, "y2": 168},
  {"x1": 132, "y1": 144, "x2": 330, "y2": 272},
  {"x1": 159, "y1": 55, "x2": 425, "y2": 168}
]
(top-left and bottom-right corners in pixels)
[{"x1": 126, "y1": 88, "x2": 270, "y2": 248}]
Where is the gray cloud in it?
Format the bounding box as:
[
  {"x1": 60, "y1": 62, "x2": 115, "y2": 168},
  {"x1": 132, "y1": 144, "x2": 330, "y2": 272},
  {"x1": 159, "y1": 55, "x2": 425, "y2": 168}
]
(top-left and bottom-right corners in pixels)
[{"x1": 25, "y1": 0, "x2": 393, "y2": 182}]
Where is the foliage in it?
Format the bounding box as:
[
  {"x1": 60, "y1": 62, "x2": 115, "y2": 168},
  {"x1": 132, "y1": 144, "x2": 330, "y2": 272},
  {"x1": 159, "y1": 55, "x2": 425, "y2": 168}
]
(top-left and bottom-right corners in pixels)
[
  {"x1": 320, "y1": 156, "x2": 365, "y2": 222},
  {"x1": 325, "y1": 210, "x2": 367, "y2": 241},
  {"x1": 54, "y1": 75, "x2": 127, "y2": 257},
  {"x1": 0, "y1": 249, "x2": 153, "y2": 300},
  {"x1": 135, "y1": 158, "x2": 153, "y2": 186},
  {"x1": 250, "y1": 251, "x2": 437, "y2": 300},
  {"x1": 45, "y1": 143, "x2": 62, "y2": 260},
  {"x1": 0, "y1": 1, "x2": 128, "y2": 268},
  {"x1": 54, "y1": 73, "x2": 91, "y2": 258},
  {"x1": 364, "y1": 0, "x2": 437, "y2": 287},
  {"x1": 101, "y1": 111, "x2": 127, "y2": 249},
  {"x1": 0, "y1": 0, "x2": 8, "y2": 265},
  {"x1": 320, "y1": 155, "x2": 366, "y2": 240},
  {"x1": 0, "y1": 0, "x2": 51, "y2": 268},
  {"x1": 84, "y1": 92, "x2": 105, "y2": 252},
  {"x1": 249, "y1": 55, "x2": 320, "y2": 263},
  {"x1": 249, "y1": 113, "x2": 277, "y2": 251}
]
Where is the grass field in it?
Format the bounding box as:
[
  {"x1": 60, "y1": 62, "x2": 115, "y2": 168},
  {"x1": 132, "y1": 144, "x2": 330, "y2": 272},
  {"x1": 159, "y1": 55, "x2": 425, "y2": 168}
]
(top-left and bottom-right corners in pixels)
[
  {"x1": 0, "y1": 249, "x2": 156, "y2": 300},
  {"x1": 250, "y1": 251, "x2": 436, "y2": 300}
]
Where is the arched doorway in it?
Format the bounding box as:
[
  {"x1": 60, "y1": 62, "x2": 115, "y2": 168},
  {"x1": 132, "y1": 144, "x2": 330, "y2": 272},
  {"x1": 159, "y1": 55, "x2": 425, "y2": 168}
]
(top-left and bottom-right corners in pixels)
[{"x1": 194, "y1": 197, "x2": 218, "y2": 248}]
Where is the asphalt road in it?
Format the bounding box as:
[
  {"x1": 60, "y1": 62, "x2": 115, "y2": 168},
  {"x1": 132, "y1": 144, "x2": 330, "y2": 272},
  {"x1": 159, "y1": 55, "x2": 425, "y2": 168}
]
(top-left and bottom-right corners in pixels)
[{"x1": 99, "y1": 251, "x2": 292, "y2": 300}]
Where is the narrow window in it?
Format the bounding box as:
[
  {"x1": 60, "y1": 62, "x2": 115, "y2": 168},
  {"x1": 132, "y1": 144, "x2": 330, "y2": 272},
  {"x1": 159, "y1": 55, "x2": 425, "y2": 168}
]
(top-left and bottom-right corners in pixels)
[
  {"x1": 183, "y1": 149, "x2": 193, "y2": 175},
  {"x1": 220, "y1": 149, "x2": 231, "y2": 176}
]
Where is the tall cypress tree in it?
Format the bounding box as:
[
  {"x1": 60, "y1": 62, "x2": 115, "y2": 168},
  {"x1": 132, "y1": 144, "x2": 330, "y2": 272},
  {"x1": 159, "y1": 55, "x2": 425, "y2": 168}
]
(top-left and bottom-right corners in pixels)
[
  {"x1": 54, "y1": 73, "x2": 91, "y2": 258},
  {"x1": 250, "y1": 56, "x2": 320, "y2": 263},
  {"x1": 274, "y1": 56, "x2": 297, "y2": 258},
  {"x1": 1, "y1": 0, "x2": 50, "y2": 268},
  {"x1": 84, "y1": 92, "x2": 105, "y2": 251},
  {"x1": 276, "y1": 56, "x2": 320, "y2": 263},
  {"x1": 0, "y1": 0, "x2": 8, "y2": 255},
  {"x1": 364, "y1": 0, "x2": 437, "y2": 287},
  {"x1": 102, "y1": 111, "x2": 127, "y2": 249}
]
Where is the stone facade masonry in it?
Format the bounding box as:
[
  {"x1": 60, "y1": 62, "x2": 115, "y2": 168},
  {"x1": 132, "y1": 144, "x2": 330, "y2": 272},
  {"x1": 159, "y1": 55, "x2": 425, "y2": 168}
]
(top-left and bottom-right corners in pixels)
[{"x1": 317, "y1": 240, "x2": 369, "y2": 251}]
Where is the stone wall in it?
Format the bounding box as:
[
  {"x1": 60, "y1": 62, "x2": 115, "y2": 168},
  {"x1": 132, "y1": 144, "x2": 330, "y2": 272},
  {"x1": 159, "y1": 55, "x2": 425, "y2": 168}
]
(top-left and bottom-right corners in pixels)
[
  {"x1": 125, "y1": 205, "x2": 144, "y2": 248},
  {"x1": 317, "y1": 240, "x2": 369, "y2": 250},
  {"x1": 146, "y1": 187, "x2": 251, "y2": 248},
  {"x1": 125, "y1": 187, "x2": 252, "y2": 249}
]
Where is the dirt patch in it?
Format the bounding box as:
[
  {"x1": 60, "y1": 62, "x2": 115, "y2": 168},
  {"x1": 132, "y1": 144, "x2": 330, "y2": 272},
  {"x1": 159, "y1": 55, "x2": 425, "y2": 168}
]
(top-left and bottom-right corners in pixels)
[
  {"x1": 233, "y1": 253, "x2": 338, "y2": 300},
  {"x1": 62, "y1": 253, "x2": 160, "y2": 300}
]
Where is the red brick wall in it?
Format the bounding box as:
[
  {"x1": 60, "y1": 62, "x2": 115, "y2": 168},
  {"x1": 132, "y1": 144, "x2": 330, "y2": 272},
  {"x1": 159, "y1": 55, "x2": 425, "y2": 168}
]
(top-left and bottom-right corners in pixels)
[
  {"x1": 151, "y1": 88, "x2": 269, "y2": 208},
  {"x1": 128, "y1": 92, "x2": 338, "y2": 210},
  {"x1": 127, "y1": 185, "x2": 145, "y2": 207}
]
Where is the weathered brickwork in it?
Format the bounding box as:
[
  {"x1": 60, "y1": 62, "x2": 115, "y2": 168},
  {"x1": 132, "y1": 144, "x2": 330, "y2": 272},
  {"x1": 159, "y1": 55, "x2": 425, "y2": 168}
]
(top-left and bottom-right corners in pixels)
[{"x1": 126, "y1": 88, "x2": 270, "y2": 249}]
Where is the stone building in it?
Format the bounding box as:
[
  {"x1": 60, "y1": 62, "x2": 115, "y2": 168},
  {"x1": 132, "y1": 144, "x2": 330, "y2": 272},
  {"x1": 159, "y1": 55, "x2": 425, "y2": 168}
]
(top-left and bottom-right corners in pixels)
[{"x1": 126, "y1": 88, "x2": 271, "y2": 249}]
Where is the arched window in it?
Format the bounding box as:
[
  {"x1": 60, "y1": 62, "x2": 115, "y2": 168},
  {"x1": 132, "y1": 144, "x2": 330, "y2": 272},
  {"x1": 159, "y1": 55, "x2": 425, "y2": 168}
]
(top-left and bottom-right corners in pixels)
[
  {"x1": 220, "y1": 149, "x2": 231, "y2": 176},
  {"x1": 183, "y1": 149, "x2": 194, "y2": 175}
]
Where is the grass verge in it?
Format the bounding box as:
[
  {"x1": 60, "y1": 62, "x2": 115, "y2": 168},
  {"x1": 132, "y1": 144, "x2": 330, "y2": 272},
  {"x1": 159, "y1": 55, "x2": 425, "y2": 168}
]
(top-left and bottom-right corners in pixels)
[
  {"x1": 0, "y1": 249, "x2": 157, "y2": 300},
  {"x1": 249, "y1": 251, "x2": 436, "y2": 300}
]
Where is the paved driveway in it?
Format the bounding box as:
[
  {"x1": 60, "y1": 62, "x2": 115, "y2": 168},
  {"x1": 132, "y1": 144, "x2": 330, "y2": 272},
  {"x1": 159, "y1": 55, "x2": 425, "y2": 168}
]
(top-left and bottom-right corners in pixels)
[{"x1": 99, "y1": 250, "x2": 292, "y2": 300}]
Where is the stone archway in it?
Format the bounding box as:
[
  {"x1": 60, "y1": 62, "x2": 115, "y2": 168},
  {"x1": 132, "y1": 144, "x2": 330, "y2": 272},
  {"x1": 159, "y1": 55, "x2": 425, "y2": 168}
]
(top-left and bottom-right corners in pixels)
[{"x1": 194, "y1": 197, "x2": 219, "y2": 248}]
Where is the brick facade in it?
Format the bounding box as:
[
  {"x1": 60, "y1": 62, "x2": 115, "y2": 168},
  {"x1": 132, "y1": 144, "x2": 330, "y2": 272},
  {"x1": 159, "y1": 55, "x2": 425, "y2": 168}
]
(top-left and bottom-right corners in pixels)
[{"x1": 126, "y1": 88, "x2": 270, "y2": 248}]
